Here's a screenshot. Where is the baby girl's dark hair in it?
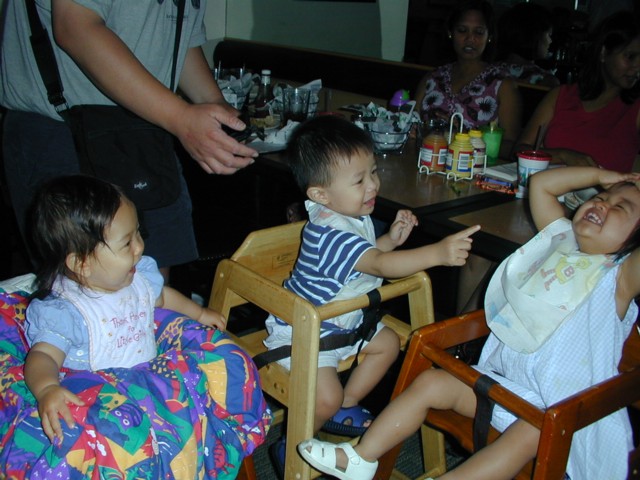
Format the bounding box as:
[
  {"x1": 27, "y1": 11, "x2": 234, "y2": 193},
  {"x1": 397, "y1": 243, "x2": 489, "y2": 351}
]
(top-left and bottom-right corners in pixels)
[
  {"x1": 286, "y1": 115, "x2": 374, "y2": 192},
  {"x1": 614, "y1": 182, "x2": 640, "y2": 260},
  {"x1": 29, "y1": 175, "x2": 125, "y2": 298}
]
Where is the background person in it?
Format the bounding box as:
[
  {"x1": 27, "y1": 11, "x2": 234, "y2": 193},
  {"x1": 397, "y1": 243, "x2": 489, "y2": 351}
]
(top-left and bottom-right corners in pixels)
[
  {"x1": 516, "y1": 11, "x2": 640, "y2": 171},
  {"x1": 414, "y1": 0, "x2": 522, "y2": 159},
  {"x1": 0, "y1": 0, "x2": 258, "y2": 280},
  {"x1": 496, "y1": 2, "x2": 560, "y2": 88}
]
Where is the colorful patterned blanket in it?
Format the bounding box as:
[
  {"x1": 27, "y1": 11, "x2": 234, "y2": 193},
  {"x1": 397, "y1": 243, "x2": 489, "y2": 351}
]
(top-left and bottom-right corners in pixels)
[{"x1": 0, "y1": 290, "x2": 271, "y2": 479}]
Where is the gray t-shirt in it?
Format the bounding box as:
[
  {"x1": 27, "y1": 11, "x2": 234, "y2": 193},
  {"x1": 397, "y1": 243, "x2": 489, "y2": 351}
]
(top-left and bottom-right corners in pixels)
[{"x1": 0, "y1": 0, "x2": 207, "y2": 120}]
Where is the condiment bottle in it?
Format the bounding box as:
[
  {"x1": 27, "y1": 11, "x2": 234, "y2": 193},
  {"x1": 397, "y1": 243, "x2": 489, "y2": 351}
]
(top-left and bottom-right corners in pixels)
[
  {"x1": 253, "y1": 69, "x2": 274, "y2": 119},
  {"x1": 418, "y1": 118, "x2": 448, "y2": 173},
  {"x1": 446, "y1": 132, "x2": 474, "y2": 179},
  {"x1": 468, "y1": 129, "x2": 486, "y2": 171}
]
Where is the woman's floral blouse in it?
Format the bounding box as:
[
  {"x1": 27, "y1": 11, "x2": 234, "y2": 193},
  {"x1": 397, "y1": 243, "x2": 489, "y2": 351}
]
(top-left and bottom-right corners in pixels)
[{"x1": 420, "y1": 62, "x2": 510, "y2": 130}]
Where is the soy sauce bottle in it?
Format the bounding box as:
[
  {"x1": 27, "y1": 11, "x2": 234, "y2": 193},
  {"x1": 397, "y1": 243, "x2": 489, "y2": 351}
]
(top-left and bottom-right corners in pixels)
[{"x1": 253, "y1": 69, "x2": 274, "y2": 119}]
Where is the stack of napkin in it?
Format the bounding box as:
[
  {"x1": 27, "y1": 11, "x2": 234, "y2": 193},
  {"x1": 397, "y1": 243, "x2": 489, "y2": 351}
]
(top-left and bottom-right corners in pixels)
[
  {"x1": 216, "y1": 71, "x2": 256, "y2": 110},
  {"x1": 248, "y1": 120, "x2": 301, "y2": 153}
]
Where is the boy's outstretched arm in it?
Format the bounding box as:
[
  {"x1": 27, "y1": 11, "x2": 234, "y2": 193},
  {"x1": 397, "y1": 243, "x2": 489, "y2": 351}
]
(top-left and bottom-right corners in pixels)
[{"x1": 357, "y1": 225, "x2": 480, "y2": 278}]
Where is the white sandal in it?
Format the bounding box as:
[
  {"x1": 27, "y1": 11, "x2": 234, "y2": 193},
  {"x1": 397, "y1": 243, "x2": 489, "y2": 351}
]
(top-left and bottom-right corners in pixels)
[{"x1": 297, "y1": 439, "x2": 378, "y2": 480}]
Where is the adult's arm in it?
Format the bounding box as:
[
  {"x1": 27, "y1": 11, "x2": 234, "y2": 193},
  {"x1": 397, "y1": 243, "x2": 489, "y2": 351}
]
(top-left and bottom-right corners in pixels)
[
  {"x1": 51, "y1": 0, "x2": 257, "y2": 174},
  {"x1": 173, "y1": 46, "x2": 259, "y2": 173},
  {"x1": 516, "y1": 86, "x2": 596, "y2": 167},
  {"x1": 497, "y1": 77, "x2": 522, "y2": 160}
]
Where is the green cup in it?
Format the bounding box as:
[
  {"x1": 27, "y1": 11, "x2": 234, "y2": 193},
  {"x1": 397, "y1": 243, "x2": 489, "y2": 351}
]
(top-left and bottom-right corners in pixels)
[{"x1": 481, "y1": 125, "x2": 504, "y2": 166}]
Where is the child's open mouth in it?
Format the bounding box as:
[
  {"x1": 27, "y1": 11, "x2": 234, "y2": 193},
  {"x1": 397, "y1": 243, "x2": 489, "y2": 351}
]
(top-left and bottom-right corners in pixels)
[{"x1": 583, "y1": 210, "x2": 603, "y2": 226}]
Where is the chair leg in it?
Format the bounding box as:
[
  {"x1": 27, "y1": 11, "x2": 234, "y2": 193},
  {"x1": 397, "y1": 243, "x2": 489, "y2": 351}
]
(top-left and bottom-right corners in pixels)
[{"x1": 236, "y1": 455, "x2": 257, "y2": 480}]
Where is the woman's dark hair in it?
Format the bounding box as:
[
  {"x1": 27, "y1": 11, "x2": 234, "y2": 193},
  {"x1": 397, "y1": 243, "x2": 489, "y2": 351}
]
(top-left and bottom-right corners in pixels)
[
  {"x1": 29, "y1": 175, "x2": 125, "y2": 298},
  {"x1": 578, "y1": 11, "x2": 640, "y2": 104},
  {"x1": 496, "y1": 2, "x2": 553, "y2": 62},
  {"x1": 286, "y1": 115, "x2": 373, "y2": 192},
  {"x1": 446, "y1": 0, "x2": 497, "y2": 61}
]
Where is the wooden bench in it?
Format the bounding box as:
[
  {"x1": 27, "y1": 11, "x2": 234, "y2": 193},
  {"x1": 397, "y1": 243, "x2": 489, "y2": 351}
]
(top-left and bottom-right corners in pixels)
[
  {"x1": 213, "y1": 37, "x2": 432, "y2": 100},
  {"x1": 212, "y1": 38, "x2": 550, "y2": 126}
]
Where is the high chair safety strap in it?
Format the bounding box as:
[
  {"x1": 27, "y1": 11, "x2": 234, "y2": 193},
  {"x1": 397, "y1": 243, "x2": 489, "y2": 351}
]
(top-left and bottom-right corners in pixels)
[
  {"x1": 473, "y1": 374, "x2": 499, "y2": 451},
  {"x1": 252, "y1": 289, "x2": 382, "y2": 370}
]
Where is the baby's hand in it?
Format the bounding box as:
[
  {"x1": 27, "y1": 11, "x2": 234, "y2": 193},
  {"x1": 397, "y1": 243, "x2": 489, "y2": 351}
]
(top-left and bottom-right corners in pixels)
[
  {"x1": 389, "y1": 210, "x2": 418, "y2": 247},
  {"x1": 599, "y1": 170, "x2": 640, "y2": 189},
  {"x1": 197, "y1": 307, "x2": 227, "y2": 331},
  {"x1": 436, "y1": 225, "x2": 480, "y2": 266},
  {"x1": 37, "y1": 384, "x2": 84, "y2": 445}
]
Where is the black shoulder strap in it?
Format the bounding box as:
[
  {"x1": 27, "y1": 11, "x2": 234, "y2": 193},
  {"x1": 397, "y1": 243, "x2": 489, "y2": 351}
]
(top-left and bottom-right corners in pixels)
[
  {"x1": 170, "y1": 0, "x2": 185, "y2": 92},
  {"x1": 25, "y1": 0, "x2": 185, "y2": 107},
  {"x1": 25, "y1": 0, "x2": 67, "y2": 111}
]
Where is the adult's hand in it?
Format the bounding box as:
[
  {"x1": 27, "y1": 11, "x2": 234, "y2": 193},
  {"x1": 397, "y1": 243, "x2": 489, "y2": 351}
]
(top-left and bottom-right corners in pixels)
[
  {"x1": 174, "y1": 102, "x2": 259, "y2": 175},
  {"x1": 546, "y1": 148, "x2": 596, "y2": 167}
]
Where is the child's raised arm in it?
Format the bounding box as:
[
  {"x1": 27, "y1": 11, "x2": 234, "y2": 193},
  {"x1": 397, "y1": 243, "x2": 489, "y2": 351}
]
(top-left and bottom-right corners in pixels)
[
  {"x1": 617, "y1": 178, "x2": 640, "y2": 317},
  {"x1": 376, "y1": 210, "x2": 419, "y2": 252},
  {"x1": 529, "y1": 167, "x2": 636, "y2": 231}
]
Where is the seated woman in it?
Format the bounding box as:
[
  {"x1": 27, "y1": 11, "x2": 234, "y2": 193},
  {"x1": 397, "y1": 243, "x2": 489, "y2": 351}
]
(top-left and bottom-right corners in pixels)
[
  {"x1": 517, "y1": 11, "x2": 640, "y2": 171},
  {"x1": 414, "y1": 0, "x2": 522, "y2": 159},
  {"x1": 496, "y1": 2, "x2": 560, "y2": 88},
  {"x1": 416, "y1": 0, "x2": 522, "y2": 314}
]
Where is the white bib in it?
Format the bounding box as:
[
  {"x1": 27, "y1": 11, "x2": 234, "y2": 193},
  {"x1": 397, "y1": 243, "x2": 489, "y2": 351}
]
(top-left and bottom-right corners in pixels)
[
  {"x1": 55, "y1": 276, "x2": 157, "y2": 370},
  {"x1": 485, "y1": 218, "x2": 616, "y2": 353}
]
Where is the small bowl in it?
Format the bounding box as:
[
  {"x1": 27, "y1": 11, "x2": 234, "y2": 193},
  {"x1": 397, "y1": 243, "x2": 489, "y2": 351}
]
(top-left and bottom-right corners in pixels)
[{"x1": 365, "y1": 124, "x2": 411, "y2": 155}]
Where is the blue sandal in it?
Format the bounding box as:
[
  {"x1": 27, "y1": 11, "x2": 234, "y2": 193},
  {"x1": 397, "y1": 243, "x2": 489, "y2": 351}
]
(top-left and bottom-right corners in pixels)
[
  {"x1": 269, "y1": 436, "x2": 286, "y2": 479},
  {"x1": 322, "y1": 405, "x2": 374, "y2": 437}
]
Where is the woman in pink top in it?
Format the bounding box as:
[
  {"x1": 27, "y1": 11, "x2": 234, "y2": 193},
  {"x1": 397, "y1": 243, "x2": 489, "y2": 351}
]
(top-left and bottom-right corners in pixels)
[{"x1": 517, "y1": 12, "x2": 640, "y2": 171}]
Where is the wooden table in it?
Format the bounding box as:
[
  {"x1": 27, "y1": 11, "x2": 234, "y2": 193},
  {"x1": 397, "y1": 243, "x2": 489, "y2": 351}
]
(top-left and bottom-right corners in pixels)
[
  {"x1": 423, "y1": 199, "x2": 536, "y2": 263},
  {"x1": 258, "y1": 137, "x2": 512, "y2": 212},
  {"x1": 255, "y1": 86, "x2": 537, "y2": 263},
  {"x1": 372, "y1": 142, "x2": 513, "y2": 219}
]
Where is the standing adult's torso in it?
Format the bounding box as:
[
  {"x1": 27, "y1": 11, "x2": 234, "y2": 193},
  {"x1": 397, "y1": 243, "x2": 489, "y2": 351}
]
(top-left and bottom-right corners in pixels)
[{"x1": 0, "y1": 0, "x2": 207, "y2": 119}]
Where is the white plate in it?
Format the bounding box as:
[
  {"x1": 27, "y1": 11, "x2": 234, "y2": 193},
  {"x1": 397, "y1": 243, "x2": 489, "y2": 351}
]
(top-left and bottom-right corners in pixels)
[{"x1": 248, "y1": 139, "x2": 287, "y2": 154}]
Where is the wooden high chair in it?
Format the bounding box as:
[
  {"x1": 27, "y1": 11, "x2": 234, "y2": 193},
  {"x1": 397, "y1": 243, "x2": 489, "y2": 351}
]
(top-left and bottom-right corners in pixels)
[
  {"x1": 209, "y1": 221, "x2": 436, "y2": 480},
  {"x1": 376, "y1": 310, "x2": 640, "y2": 480}
]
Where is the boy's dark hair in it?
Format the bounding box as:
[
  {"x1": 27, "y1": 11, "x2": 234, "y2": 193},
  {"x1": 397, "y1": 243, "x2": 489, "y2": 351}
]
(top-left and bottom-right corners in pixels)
[
  {"x1": 286, "y1": 115, "x2": 374, "y2": 192},
  {"x1": 579, "y1": 11, "x2": 640, "y2": 104},
  {"x1": 29, "y1": 175, "x2": 125, "y2": 298}
]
